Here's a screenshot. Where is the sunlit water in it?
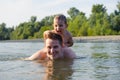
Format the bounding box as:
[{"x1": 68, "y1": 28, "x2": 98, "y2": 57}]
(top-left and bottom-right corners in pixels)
[{"x1": 0, "y1": 42, "x2": 120, "y2": 80}]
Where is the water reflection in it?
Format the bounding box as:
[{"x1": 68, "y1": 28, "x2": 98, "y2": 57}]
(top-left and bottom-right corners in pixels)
[{"x1": 38, "y1": 59, "x2": 74, "y2": 80}]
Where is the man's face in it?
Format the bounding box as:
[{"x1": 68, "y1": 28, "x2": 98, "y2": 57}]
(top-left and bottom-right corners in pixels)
[
  {"x1": 53, "y1": 19, "x2": 67, "y2": 34},
  {"x1": 45, "y1": 38, "x2": 63, "y2": 60}
]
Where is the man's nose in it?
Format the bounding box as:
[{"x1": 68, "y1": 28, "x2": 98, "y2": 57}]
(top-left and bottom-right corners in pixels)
[
  {"x1": 51, "y1": 48, "x2": 55, "y2": 53},
  {"x1": 56, "y1": 27, "x2": 60, "y2": 30}
]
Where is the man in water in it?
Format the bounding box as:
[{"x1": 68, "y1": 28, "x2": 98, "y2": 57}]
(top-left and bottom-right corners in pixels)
[{"x1": 25, "y1": 32, "x2": 76, "y2": 60}]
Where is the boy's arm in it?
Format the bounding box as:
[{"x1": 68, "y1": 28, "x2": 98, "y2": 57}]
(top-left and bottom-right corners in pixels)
[
  {"x1": 43, "y1": 30, "x2": 51, "y2": 40},
  {"x1": 66, "y1": 31, "x2": 73, "y2": 47},
  {"x1": 67, "y1": 36, "x2": 73, "y2": 47}
]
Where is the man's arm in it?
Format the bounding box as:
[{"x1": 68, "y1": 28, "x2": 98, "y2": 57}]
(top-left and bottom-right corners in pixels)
[{"x1": 25, "y1": 49, "x2": 47, "y2": 60}]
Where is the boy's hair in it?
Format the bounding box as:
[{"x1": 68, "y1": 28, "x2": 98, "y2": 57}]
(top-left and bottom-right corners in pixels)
[
  {"x1": 44, "y1": 31, "x2": 63, "y2": 46},
  {"x1": 54, "y1": 14, "x2": 67, "y2": 24}
]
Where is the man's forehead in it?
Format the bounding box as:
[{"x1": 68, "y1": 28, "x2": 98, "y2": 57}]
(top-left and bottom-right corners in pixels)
[{"x1": 45, "y1": 39, "x2": 59, "y2": 44}]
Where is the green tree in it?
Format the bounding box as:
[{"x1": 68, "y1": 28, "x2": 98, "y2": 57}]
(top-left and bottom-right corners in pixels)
[
  {"x1": 41, "y1": 16, "x2": 54, "y2": 26},
  {"x1": 34, "y1": 26, "x2": 52, "y2": 38},
  {"x1": 0, "y1": 23, "x2": 6, "y2": 40},
  {"x1": 0, "y1": 23, "x2": 14, "y2": 40},
  {"x1": 88, "y1": 4, "x2": 109, "y2": 36},
  {"x1": 110, "y1": 2, "x2": 120, "y2": 33},
  {"x1": 68, "y1": 12, "x2": 87, "y2": 36},
  {"x1": 67, "y1": 7, "x2": 80, "y2": 19},
  {"x1": 30, "y1": 16, "x2": 37, "y2": 23},
  {"x1": 117, "y1": 2, "x2": 120, "y2": 12},
  {"x1": 92, "y1": 4, "x2": 106, "y2": 14}
]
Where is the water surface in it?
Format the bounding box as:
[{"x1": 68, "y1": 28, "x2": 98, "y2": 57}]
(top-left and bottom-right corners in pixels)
[{"x1": 0, "y1": 42, "x2": 120, "y2": 80}]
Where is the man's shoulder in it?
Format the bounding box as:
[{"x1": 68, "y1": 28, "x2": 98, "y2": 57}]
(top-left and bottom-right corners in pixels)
[{"x1": 63, "y1": 47, "x2": 76, "y2": 59}]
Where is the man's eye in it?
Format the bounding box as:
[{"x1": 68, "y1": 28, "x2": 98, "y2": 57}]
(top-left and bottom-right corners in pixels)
[
  {"x1": 54, "y1": 46, "x2": 58, "y2": 48},
  {"x1": 47, "y1": 46, "x2": 51, "y2": 49},
  {"x1": 55, "y1": 25, "x2": 57, "y2": 27},
  {"x1": 59, "y1": 25, "x2": 63, "y2": 27}
]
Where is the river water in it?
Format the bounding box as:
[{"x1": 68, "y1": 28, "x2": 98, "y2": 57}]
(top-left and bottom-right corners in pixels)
[{"x1": 0, "y1": 42, "x2": 120, "y2": 80}]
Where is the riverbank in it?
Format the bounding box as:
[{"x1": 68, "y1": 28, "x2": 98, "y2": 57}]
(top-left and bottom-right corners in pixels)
[
  {"x1": 0, "y1": 35, "x2": 120, "y2": 42},
  {"x1": 73, "y1": 35, "x2": 120, "y2": 42}
]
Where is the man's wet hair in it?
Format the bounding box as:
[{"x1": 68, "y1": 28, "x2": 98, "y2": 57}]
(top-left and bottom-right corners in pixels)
[{"x1": 45, "y1": 31, "x2": 63, "y2": 46}]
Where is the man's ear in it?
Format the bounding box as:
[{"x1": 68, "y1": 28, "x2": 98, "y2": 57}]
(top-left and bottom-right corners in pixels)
[{"x1": 66, "y1": 24, "x2": 68, "y2": 28}]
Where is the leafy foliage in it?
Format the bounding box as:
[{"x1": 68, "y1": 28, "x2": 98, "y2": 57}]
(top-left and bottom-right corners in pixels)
[{"x1": 1, "y1": 2, "x2": 120, "y2": 40}]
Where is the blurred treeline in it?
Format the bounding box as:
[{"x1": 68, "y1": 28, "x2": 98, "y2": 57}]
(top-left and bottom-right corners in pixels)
[{"x1": 0, "y1": 2, "x2": 120, "y2": 40}]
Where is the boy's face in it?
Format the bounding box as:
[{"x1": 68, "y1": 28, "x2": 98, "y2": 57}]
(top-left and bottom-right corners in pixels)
[
  {"x1": 53, "y1": 19, "x2": 67, "y2": 34},
  {"x1": 45, "y1": 38, "x2": 63, "y2": 60}
]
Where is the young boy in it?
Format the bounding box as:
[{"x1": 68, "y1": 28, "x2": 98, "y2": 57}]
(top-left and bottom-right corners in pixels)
[
  {"x1": 25, "y1": 32, "x2": 76, "y2": 60},
  {"x1": 44, "y1": 14, "x2": 73, "y2": 47}
]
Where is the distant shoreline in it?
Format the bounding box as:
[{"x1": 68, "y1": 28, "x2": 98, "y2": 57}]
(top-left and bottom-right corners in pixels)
[
  {"x1": 73, "y1": 35, "x2": 120, "y2": 42},
  {"x1": 0, "y1": 35, "x2": 120, "y2": 43}
]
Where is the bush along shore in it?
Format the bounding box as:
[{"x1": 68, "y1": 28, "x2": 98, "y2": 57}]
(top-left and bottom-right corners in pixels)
[{"x1": 0, "y1": 35, "x2": 120, "y2": 43}]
